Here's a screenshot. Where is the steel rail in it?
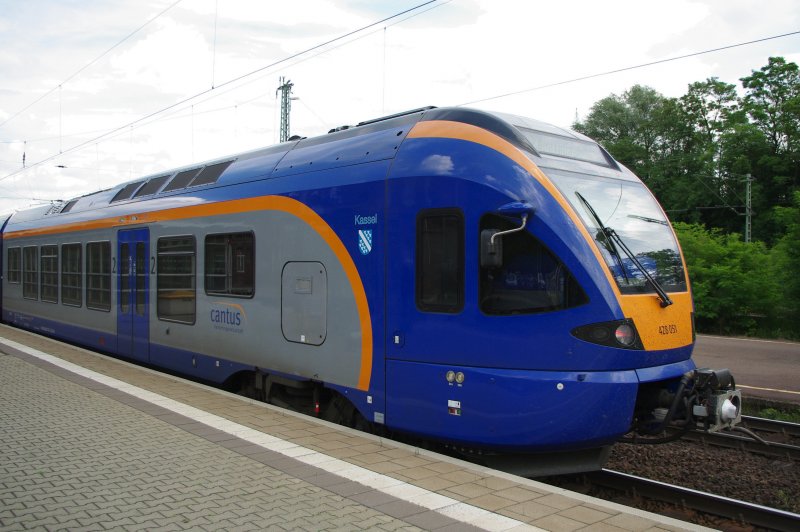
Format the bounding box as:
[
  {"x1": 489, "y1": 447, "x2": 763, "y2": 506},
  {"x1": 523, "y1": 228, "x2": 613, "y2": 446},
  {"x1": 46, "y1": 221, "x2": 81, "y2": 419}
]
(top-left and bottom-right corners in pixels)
[
  {"x1": 681, "y1": 429, "x2": 800, "y2": 461},
  {"x1": 678, "y1": 416, "x2": 800, "y2": 460},
  {"x1": 740, "y1": 415, "x2": 800, "y2": 438},
  {"x1": 589, "y1": 469, "x2": 800, "y2": 532}
]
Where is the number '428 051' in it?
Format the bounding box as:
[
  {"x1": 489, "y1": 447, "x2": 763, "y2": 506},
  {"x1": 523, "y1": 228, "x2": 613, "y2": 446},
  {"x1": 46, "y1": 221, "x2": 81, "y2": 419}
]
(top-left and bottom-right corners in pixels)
[{"x1": 658, "y1": 324, "x2": 678, "y2": 335}]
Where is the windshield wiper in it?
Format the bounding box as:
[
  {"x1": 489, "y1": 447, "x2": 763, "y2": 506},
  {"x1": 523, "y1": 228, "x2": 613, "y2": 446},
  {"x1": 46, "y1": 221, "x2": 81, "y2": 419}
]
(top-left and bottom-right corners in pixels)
[
  {"x1": 627, "y1": 214, "x2": 668, "y2": 226},
  {"x1": 575, "y1": 192, "x2": 630, "y2": 283},
  {"x1": 575, "y1": 192, "x2": 673, "y2": 308},
  {"x1": 605, "y1": 227, "x2": 673, "y2": 307}
]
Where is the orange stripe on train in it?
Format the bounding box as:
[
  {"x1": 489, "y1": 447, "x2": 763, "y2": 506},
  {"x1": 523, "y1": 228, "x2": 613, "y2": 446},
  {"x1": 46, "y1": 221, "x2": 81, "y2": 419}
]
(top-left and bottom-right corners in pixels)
[{"x1": 5, "y1": 195, "x2": 374, "y2": 390}]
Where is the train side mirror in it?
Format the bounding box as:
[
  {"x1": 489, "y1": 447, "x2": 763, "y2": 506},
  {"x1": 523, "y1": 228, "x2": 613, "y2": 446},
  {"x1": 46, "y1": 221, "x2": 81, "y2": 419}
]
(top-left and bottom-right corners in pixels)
[
  {"x1": 481, "y1": 202, "x2": 534, "y2": 269},
  {"x1": 481, "y1": 229, "x2": 503, "y2": 268}
]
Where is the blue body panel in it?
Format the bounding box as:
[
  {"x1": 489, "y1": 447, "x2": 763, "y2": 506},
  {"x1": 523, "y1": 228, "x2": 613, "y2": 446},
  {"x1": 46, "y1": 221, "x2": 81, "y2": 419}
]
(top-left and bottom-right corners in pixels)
[{"x1": 386, "y1": 359, "x2": 639, "y2": 451}]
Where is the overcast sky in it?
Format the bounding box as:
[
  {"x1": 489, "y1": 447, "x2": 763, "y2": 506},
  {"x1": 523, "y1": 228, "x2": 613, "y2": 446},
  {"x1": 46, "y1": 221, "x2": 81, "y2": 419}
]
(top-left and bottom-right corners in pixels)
[{"x1": 0, "y1": 0, "x2": 798, "y2": 216}]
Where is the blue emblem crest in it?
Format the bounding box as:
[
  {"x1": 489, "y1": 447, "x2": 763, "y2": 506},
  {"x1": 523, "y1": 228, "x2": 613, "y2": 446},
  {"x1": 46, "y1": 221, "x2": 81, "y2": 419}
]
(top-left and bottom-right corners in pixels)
[{"x1": 358, "y1": 229, "x2": 373, "y2": 255}]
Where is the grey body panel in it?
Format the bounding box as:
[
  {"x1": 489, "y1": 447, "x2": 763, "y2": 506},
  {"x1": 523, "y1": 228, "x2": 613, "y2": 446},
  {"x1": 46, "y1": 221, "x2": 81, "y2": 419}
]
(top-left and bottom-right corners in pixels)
[
  {"x1": 2, "y1": 209, "x2": 365, "y2": 390},
  {"x1": 148, "y1": 210, "x2": 363, "y2": 389}
]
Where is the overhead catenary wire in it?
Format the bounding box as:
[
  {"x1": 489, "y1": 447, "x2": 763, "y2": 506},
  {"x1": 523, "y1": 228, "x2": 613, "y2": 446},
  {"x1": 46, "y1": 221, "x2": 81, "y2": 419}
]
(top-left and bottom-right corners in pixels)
[
  {"x1": 2, "y1": 9, "x2": 796, "y2": 196},
  {"x1": 0, "y1": 0, "x2": 186, "y2": 131},
  {"x1": 458, "y1": 30, "x2": 800, "y2": 107},
  {"x1": 0, "y1": 0, "x2": 442, "y2": 185}
]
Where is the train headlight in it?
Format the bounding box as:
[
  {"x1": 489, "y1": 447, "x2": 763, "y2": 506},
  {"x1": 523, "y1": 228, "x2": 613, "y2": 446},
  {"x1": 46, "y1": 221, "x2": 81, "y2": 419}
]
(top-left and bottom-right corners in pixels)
[
  {"x1": 571, "y1": 319, "x2": 643, "y2": 350},
  {"x1": 446, "y1": 370, "x2": 456, "y2": 383},
  {"x1": 614, "y1": 323, "x2": 636, "y2": 347},
  {"x1": 455, "y1": 372, "x2": 465, "y2": 384}
]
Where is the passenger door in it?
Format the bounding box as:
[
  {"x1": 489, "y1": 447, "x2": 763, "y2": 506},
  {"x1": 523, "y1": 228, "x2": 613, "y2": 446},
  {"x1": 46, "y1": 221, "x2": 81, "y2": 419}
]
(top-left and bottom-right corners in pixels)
[
  {"x1": 117, "y1": 228, "x2": 149, "y2": 362},
  {"x1": 385, "y1": 206, "x2": 466, "y2": 364}
]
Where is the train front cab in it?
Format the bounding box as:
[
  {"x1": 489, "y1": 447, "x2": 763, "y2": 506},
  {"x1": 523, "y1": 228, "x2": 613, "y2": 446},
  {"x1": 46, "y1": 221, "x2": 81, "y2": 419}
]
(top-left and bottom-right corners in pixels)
[{"x1": 382, "y1": 111, "x2": 712, "y2": 475}]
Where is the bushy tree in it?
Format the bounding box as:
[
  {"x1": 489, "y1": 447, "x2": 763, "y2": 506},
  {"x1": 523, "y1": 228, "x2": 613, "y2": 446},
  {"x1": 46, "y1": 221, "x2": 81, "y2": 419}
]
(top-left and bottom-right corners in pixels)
[
  {"x1": 574, "y1": 57, "x2": 800, "y2": 337},
  {"x1": 673, "y1": 223, "x2": 780, "y2": 336},
  {"x1": 770, "y1": 191, "x2": 800, "y2": 334},
  {"x1": 575, "y1": 58, "x2": 800, "y2": 241}
]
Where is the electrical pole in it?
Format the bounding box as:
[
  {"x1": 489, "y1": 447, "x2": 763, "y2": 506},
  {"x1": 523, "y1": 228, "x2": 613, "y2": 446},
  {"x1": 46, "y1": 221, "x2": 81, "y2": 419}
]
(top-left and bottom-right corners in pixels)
[
  {"x1": 276, "y1": 77, "x2": 294, "y2": 143},
  {"x1": 745, "y1": 173, "x2": 753, "y2": 243}
]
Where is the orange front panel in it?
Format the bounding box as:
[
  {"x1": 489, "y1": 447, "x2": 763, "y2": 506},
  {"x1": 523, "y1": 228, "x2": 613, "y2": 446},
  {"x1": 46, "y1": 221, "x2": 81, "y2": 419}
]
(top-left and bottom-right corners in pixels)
[{"x1": 620, "y1": 292, "x2": 693, "y2": 350}]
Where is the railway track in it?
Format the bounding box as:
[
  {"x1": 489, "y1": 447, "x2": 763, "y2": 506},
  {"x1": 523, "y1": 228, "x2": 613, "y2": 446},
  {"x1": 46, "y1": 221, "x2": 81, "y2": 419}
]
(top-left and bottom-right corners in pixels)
[
  {"x1": 682, "y1": 416, "x2": 800, "y2": 461},
  {"x1": 585, "y1": 469, "x2": 800, "y2": 531},
  {"x1": 740, "y1": 415, "x2": 800, "y2": 438}
]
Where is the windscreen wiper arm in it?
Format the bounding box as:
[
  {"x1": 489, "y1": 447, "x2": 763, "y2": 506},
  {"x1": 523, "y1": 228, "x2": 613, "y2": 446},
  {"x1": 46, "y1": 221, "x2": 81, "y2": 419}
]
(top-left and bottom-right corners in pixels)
[
  {"x1": 575, "y1": 192, "x2": 630, "y2": 283},
  {"x1": 606, "y1": 227, "x2": 673, "y2": 308},
  {"x1": 575, "y1": 192, "x2": 673, "y2": 308}
]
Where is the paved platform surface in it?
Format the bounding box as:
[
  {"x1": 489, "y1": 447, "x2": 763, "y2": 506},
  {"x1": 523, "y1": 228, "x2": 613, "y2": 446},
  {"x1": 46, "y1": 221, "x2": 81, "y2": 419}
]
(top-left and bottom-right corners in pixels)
[{"x1": 0, "y1": 325, "x2": 710, "y2": 531}]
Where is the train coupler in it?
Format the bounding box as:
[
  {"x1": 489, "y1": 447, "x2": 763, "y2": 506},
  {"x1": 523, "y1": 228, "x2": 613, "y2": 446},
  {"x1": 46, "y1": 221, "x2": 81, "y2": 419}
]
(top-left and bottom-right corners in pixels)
[{"x1": 690, "y1": 368, "x2": 742, "y2": 432}]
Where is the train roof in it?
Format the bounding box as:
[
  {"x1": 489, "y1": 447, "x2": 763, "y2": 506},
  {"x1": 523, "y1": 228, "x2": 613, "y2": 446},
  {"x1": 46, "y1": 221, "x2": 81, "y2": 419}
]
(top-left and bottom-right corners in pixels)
[{"x1": 4, "y1": 106, "x2": 628, "y2": 231}]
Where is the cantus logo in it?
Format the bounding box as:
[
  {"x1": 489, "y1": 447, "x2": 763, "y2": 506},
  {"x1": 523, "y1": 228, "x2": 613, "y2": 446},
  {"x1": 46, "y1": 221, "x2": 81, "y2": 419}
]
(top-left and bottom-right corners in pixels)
[{"x1": 210, "y1": 303, "x2": 246, "y2": 332}]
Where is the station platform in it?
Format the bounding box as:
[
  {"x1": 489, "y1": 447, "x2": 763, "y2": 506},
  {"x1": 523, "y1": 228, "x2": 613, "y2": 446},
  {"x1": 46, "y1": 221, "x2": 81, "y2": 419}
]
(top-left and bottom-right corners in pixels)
[{"x1": 0, "y1": 325, "x2": 710, "y2": 531}]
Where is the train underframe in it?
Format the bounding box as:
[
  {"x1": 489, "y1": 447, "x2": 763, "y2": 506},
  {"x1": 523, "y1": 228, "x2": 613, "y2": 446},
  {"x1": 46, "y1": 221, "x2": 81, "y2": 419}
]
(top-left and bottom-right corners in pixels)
[{"x1": 223, "y1": 362, "x2": 741, "y2": 477}]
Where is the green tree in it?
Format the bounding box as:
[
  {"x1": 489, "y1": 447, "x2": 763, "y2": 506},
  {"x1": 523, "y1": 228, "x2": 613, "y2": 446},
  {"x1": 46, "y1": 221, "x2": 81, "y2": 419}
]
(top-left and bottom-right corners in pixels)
[
  {"x1": 770, "y1": 191, "x2": 800, "y2": 334},
  {"x1": 674, "y1": 223, "x2": 780, "y2": 336},
  {"x1": 739, "y1": 57, "x2": 800, "y2": 240},
  {"x1": 574, "y1": 85, "x2": 667, "y2": 178},
  {"x1": 574, "y1": 57, "x2": 800, "y2": 338},
  {"x1": 574, "y1": 84, "x2": 733, "y2": 229},
  {"x1": 741, "y1": 57, "x2": 800, "y2": 155}
]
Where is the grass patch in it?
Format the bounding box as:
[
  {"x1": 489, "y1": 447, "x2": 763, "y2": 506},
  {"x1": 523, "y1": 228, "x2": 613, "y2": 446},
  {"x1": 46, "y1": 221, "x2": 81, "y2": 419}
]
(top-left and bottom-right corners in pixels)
[{"x1": 742, "y1": 401, "x2": 800, "y2": 423}]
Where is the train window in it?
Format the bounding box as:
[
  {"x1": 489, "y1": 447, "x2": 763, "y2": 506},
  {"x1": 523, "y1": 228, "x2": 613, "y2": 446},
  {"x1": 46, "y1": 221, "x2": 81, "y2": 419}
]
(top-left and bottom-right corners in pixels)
[
  {"x1": 136, "y1": 242, "x2": 147, "y2": 316},
  {"x1": 7, "y1": 247, "x2": 21, "y2": 284},
  {"x1": 162, "y1": 168, "x2": 202, "y2": 193},
  {"x1": 479, "y1": 215, "x2": 587, "y2": 314},
  {"x1": 23, "y1": 246, "x2": 38, "y2": 300},
  {"x1": 157, "y1": 236, "x2": 196, "y2": 324},
  {"x1": 111, "y1": 181, "x2": 145, "y2": 202},
  {"x1": 60, "y1": 199, "x2": 78, "y2": 213},
  {"x1": 133, "y1": 174, "x2": 171, "y2": 198},
  {"x1": 41, "y1": 245, "x2": 58, "y2": 303},
  {"x1": 86, "y1": 242, "x2": 111, "y2": 311},
  {"x1": 120, "y1": 243, "x2": 130, "y2": 314},
  {"x1": 516, "y1": 126, "x2": 614, "y2": 168},
  {"x1": 61, "y1": 243, "x2": 82, "y2": 307},
  {"x1": 204, "y1": 232, "x2": 254, "y2": 297},
  {"x1": 416, "y1": 210, "x2": 464, "y2": 313},
  {"x1": 189, "y1": 160, "x2": 233, "y2": 187}
]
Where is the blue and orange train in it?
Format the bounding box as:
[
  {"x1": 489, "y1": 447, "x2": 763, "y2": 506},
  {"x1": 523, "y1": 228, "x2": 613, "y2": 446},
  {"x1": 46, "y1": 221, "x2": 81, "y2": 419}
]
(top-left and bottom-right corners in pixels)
[{"x1": 0, "y1": 107, "x2": 740, "y2": 474}]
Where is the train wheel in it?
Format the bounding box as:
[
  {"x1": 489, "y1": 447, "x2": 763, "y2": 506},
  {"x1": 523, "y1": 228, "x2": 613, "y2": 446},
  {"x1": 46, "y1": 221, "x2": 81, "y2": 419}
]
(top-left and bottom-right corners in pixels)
[{"x1": 324, "y1": 394, "x2": 371, "y2": 432}]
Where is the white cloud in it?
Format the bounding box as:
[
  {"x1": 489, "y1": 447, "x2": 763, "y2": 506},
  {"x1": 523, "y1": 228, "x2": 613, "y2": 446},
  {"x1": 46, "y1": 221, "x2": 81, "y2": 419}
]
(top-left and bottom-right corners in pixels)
[{"x1": 0, "y1": 0, "x2": 798, "y2": 215}]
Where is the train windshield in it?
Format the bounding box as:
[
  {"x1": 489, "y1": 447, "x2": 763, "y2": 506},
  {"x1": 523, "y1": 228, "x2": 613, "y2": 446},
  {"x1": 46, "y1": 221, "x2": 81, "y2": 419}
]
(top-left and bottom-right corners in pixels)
[{"x1": 547, "y1": 170, "x2": 687, "y2": 295}]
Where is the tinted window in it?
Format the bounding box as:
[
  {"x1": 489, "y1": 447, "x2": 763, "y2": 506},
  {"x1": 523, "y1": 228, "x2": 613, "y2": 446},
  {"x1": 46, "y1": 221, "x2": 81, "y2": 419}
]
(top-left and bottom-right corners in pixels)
[
  {"x1": 417, "y1": 210, "x2": 464, "y2": 313},
  {"x1": 517, "y1": 126, "x2": 613, "y2": 167},
  {"x1": 41, "y1": 245, "x2": 58, "y2": 303},
  {"x1": 86, "y1": 242, "x2": 111, "y2": 311},
  {"x1": 190, "y1": 160, "x2": 233, "y2": 187},
  {"x1": 480, "y1": 215, "x2": 588, "y2": 314},
  {"x1": 111, "y1": 181, "x2": 145, "y2": 202},
  {"x1": 205, "y1": 232, "x2": 254, "y2": 297},
  {"x1": 7, "y1": 247, "x2": 21, "y2": 284},
  {"x1": 60, "y1": 200, "x2": 78, "y2": 213},
  {"x1": 23, "y1": 246, "x2": 38, "y2": 300},
  {"x1": 162, "y1": 168, "x2": 202, "y2": 192},
  {"x1": 61, "y1": 243, "x2": 82, "y2": 307},
  {"x1": 133, "y1": 175, "x2": 171, "y2": 198},
  {"x1": 157, "y1": 236, "x2": 196, "y2": 324}
]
